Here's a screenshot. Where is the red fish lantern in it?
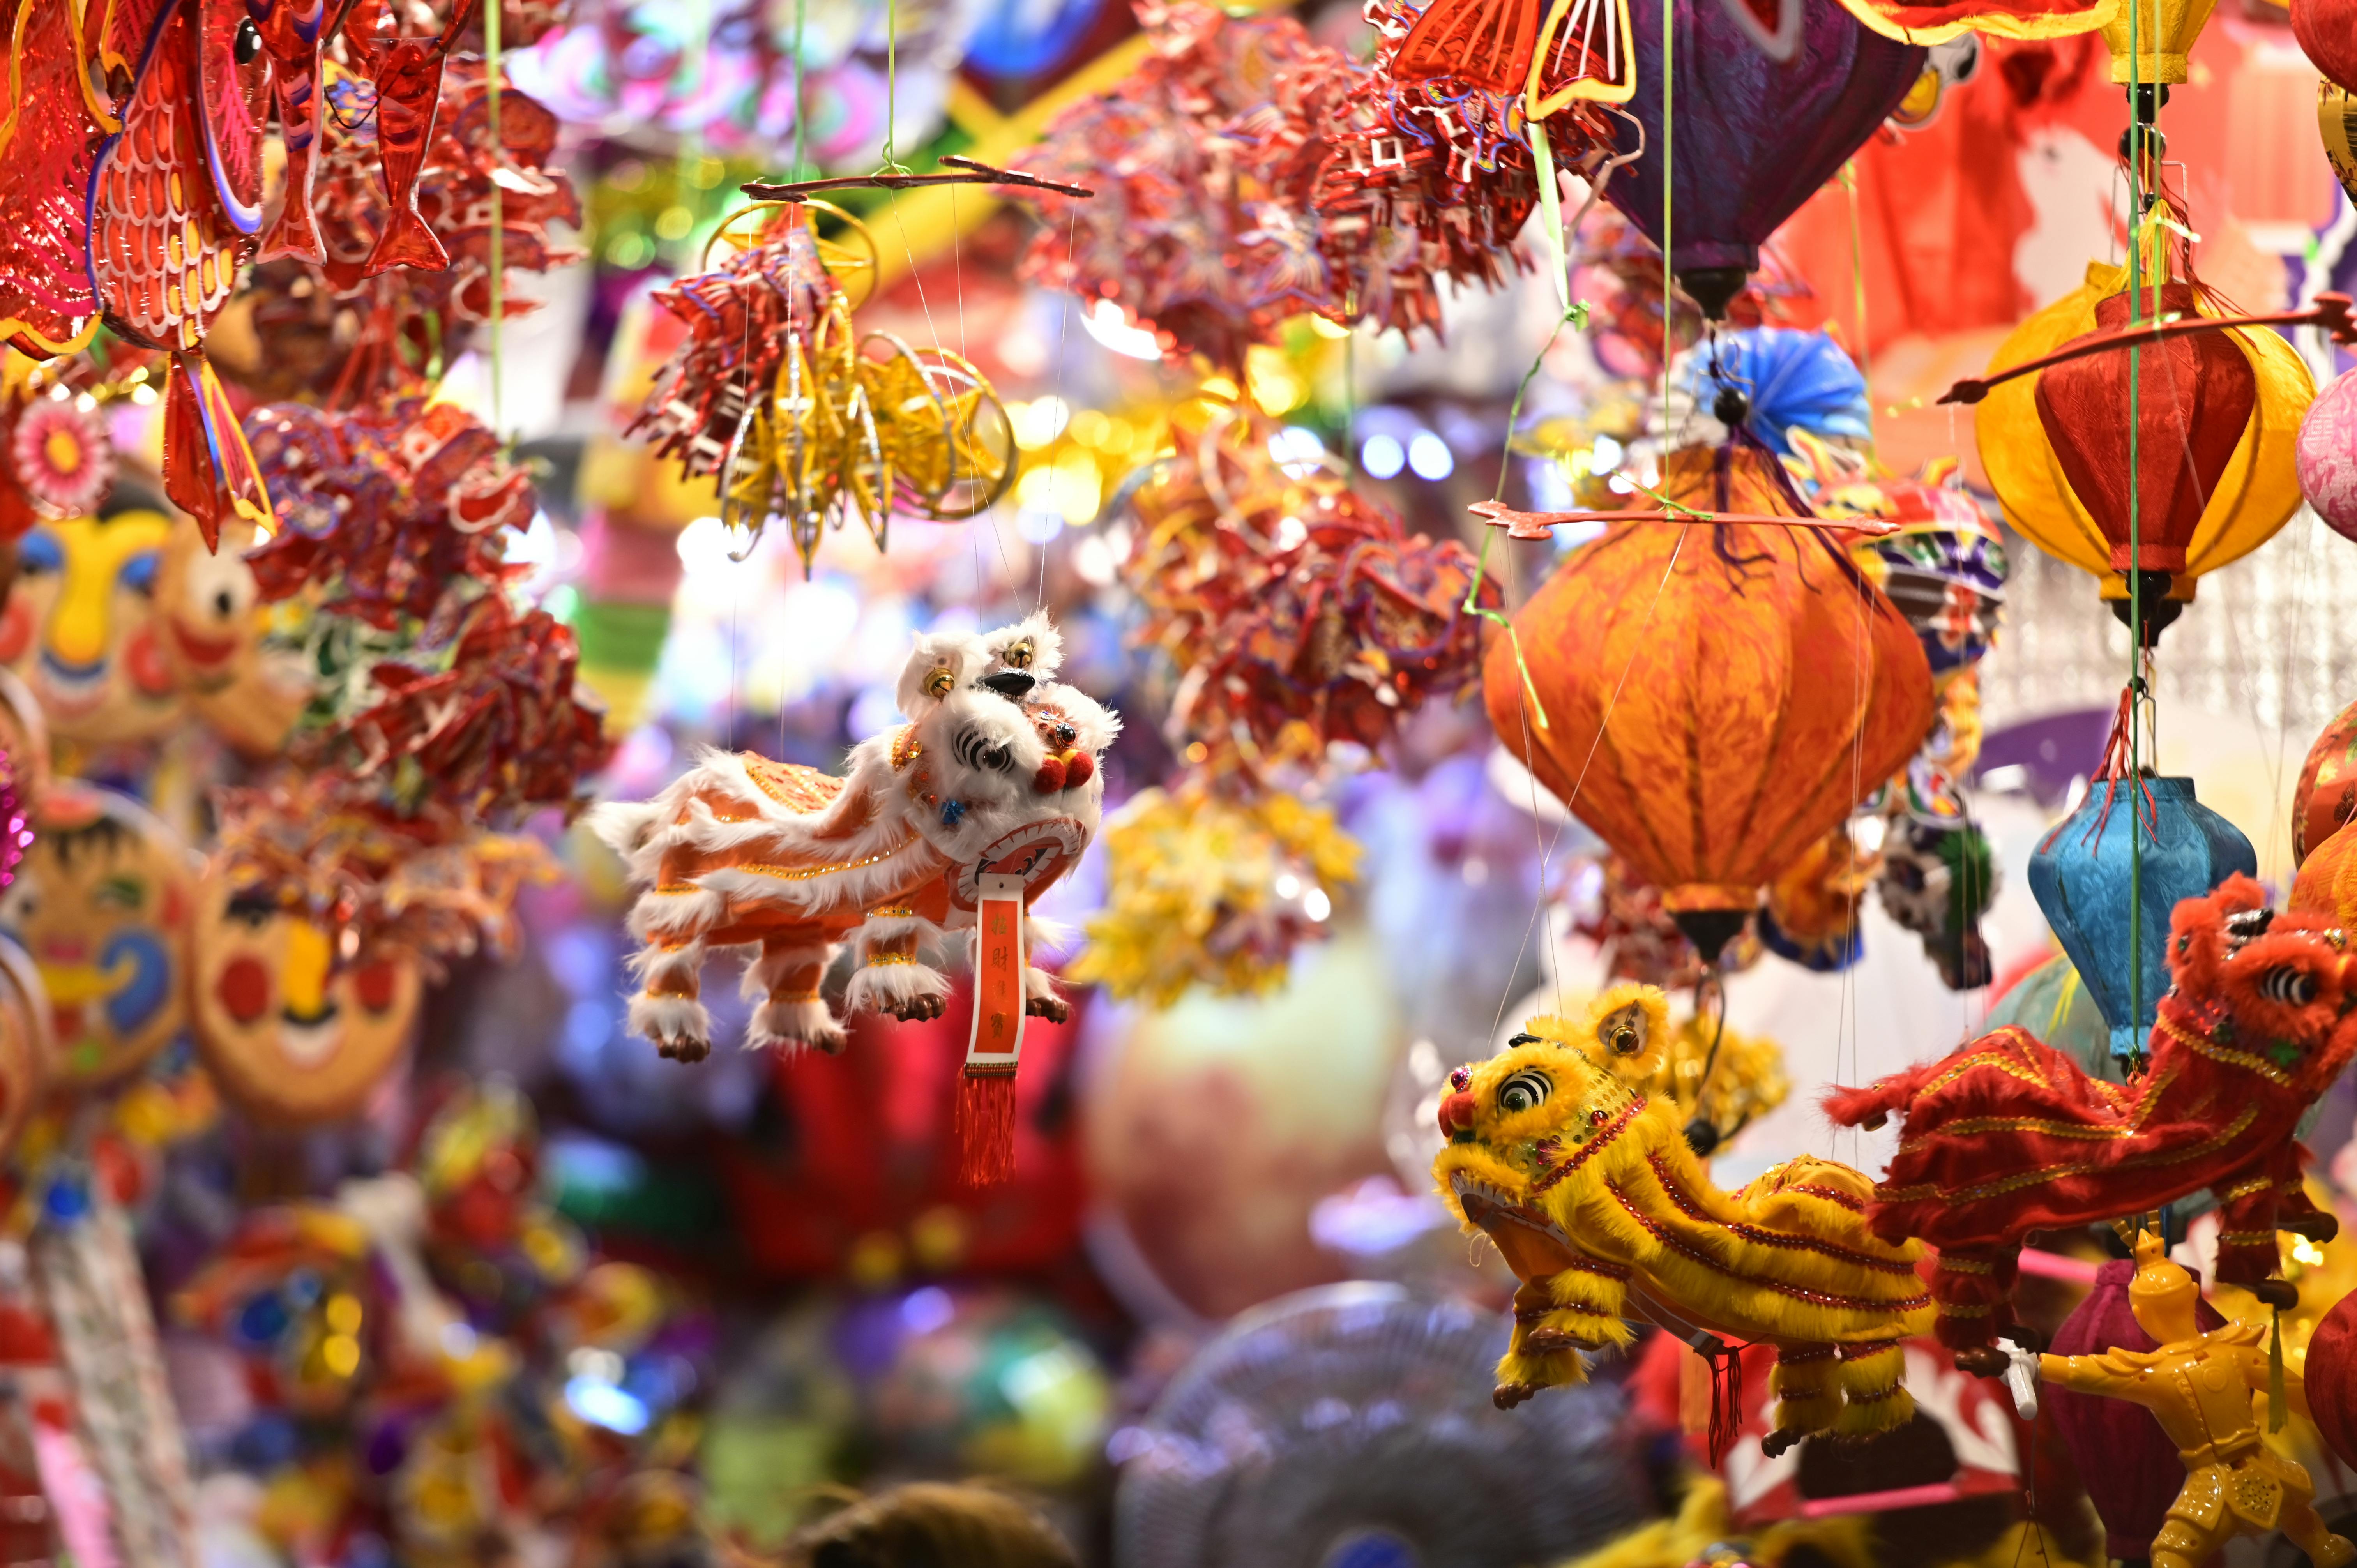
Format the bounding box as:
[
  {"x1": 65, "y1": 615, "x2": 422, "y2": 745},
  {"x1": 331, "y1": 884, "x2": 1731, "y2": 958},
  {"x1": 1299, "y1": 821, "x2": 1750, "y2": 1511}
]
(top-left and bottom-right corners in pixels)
[{"x1": 1485, "y1": 438, "x2": 1934, "y2": 962}]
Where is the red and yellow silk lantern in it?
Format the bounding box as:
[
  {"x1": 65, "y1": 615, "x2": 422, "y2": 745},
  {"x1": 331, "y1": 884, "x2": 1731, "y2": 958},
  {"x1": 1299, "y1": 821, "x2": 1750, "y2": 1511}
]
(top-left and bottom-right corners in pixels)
[
  {"x1": 1977, "y1": 262, "x2": 2313, "y2": 641},
  {"x1": 1484, "y1": 440, "x2": 1935, "y2": 961}
]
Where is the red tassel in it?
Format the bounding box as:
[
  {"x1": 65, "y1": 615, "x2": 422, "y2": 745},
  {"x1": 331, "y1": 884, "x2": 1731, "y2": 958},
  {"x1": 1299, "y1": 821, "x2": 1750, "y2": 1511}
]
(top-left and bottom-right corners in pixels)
[
  {"x1": 954, "y1": 1069, "x2": 1018, "y2": 1187},
  {"x1": 1706, "y1": 1343, "x2": 1747, "y2": 1467}
]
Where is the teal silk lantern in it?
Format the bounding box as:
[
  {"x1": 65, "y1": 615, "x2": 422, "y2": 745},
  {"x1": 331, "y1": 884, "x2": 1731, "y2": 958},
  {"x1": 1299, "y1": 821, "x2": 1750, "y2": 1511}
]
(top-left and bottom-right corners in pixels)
[{"x1": 2028, "y1": 778, "x2": 2256, "y2": 1067}]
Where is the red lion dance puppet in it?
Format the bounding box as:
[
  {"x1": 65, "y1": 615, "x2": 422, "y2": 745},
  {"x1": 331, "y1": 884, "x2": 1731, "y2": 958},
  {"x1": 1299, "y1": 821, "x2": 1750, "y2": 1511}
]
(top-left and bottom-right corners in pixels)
[{"x1": 1827, "y1": 876, "x2": 2355, "y2": 1366}]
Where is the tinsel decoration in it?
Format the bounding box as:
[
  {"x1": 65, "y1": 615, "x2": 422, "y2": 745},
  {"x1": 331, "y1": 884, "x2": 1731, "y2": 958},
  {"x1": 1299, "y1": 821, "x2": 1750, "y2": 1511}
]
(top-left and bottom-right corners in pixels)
[
  {"x1": 628, "y1": 202, "x2": 1015, "y2": 570},
  {"x1": 1014, "y1": 0, "x2": 1575, "y2": 368},
  {"x1": 1125, "y1": 400, "x2": 1496, "y2": 773},
  {"x1": 1071, "y1": 784, "x2": 1362, "y2": 1006}
]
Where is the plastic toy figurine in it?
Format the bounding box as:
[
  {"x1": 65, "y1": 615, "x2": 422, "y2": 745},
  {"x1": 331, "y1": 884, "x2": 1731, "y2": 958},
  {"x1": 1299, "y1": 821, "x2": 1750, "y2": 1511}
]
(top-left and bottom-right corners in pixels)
[{"x1": 2001, "y1": 1231, "x2": 2355, "y2": 1568}]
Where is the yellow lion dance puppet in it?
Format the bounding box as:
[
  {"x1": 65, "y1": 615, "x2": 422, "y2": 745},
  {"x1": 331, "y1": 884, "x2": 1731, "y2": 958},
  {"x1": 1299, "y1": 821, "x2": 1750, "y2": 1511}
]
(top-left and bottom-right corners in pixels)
[{"x1": 1434, "y1": 983, "x2": 1934, "y2": 1455}]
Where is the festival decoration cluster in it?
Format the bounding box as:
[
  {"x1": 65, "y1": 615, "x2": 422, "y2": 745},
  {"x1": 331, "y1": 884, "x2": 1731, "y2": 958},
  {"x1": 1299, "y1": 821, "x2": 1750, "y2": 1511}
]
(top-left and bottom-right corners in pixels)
[
  {"x1": 628, "y1": 203, "x2": 1016, "y2": 569},
  {"x1": 220, "y1": 396, "x2": 607, "y2": 964},
  {"x1": 1012, "y1": 0, "x2": 1608, "y2": 370}
]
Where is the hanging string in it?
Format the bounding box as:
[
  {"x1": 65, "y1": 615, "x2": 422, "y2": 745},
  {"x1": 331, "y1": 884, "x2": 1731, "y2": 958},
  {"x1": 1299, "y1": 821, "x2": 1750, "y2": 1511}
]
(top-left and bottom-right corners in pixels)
[
  {"x1": 1843, "y1": 157, "x2": 1871, "y2": 444},
  {"x1": 793, "y1": 0, "x2": 809, "y2": 178},
  {"x1": 880, "y1": 0, "x2": 907, "y2": 173},
  {"x1": 1659, "y1": 0, "x2": 1674, "y2": 434},
  {"x1": 2124, "y1": 0, "x2": 2147, "y2": 1068}
]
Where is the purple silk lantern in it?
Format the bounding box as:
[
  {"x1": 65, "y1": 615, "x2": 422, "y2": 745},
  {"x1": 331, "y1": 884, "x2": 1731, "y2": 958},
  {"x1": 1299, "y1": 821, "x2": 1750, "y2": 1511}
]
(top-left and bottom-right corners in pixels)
[
  {"x1": 2299, "y1": 369, "x2": 2357, "y2": 541},
  {"x1": 1603, "y1": 0, "x2": 1925, "y2": 320},
  {"x1": 2043, "y1": 1256, "x2": 2228, "y2": 1559}
]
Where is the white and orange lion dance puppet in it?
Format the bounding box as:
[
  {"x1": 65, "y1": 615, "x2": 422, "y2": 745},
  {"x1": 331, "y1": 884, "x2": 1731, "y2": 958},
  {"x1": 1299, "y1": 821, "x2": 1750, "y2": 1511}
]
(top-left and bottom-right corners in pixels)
[{"x1": 592, "y1": 614, "x2": 1118, "y2": 1063}]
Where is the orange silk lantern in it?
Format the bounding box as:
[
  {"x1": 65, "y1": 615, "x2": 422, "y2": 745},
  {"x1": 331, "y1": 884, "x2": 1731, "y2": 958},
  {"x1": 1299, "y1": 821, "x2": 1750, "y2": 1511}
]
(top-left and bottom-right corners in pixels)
[{"x1": 1486, "y1": 439, "x2": 1935, "y2": 961}]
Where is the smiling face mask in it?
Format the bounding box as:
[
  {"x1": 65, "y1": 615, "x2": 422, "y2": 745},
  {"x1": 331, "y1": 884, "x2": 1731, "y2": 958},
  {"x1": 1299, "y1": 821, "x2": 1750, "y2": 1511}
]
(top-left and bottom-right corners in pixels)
[
  {"x1": 0, "y1": 782, "x2": 195, "y2": 1089},
  {"x1": 155, "y1": 514, "x2": 308, "y2": 758},
  {"x1": 190, "y1": 872, "x2": 419, "y2": 1125},
  {"x1": 0, "y1": 490, "x2": 184, "y2": 746}
]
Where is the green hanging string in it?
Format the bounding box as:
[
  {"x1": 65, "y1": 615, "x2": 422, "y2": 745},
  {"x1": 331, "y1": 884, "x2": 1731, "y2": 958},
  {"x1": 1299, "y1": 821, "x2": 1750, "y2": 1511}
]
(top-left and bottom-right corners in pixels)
[
  {"x1": 880, "y1": 0, "x2": 906, "y2": 173},
  {"x1": 1660, "y1": 0, "x2": 1673, "y2": 425},
  {"x1": 2124, "y1": 0, "x2": 2148, "y2": 1068},
  {"x1": 484, "y1": 0, "x2": 504, "y2": 437},
  {"x1": 793, "y1": 0, "x2": 809, "y2": 178},
  {"x1": 1532, "y1": 121, "x2": 1571, "y2": 312},
  {"x1": 1842, "y1": 159, "x2": 1870, "y2": 442},
  {"x1": 1461, "y1": 301, "x2": 1592, "y2": 734},
  {"x1": 2270, "y1": 1303, "x2": 2288, "y2": 1432}
]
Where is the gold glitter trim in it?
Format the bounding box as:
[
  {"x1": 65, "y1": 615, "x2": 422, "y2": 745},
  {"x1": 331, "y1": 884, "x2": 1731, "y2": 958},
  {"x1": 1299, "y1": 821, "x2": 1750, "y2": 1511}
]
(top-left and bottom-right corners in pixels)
[
  {"x1": 2157, "y1": 1014, "x2": 2294, "y2": 1087},
  {"x1": 2223, "y1": 1176, "x2": 2271, "y2": 1201},
  {"x1": 740, "y1": 842, "x2": 914, "y2": 881},
  {"x1": 891, "y1": 727, "x2": 922, "y2": 771}
]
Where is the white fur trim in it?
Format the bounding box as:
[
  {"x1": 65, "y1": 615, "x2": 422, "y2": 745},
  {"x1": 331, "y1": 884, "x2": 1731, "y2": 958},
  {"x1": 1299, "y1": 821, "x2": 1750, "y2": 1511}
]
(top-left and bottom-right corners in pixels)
[
  {"x1": 746, "y1": 996, "x2": 846, "y2": 1054},
  {"x1": 1024, "y1": 915, "x2": 1077, "y2": 956},
  {"x1": 1025, "y1": 967, "x2": 1064, "y2": 1003},
  {"x1": 587, "y1": 799, "x2": 662, "y2": 859},
  {"x1": 859, "y1": 913, "x2": 943, "y2": 949},
  {"x1": 627, "y1": 993, "x2": 712, "y2": 1050},
  {"x1": 739, "y1": 941, "x2": 837, "y2": 1000},
  {"x1": 984, "y1": 611, "x2": 1064, "y2": 682},
  {"x1": 626, "y1": 885, "x2": 725, "y2": 945},
  {"x1": 845, "y1": 962, "x2": 952, "y2": 1015}
]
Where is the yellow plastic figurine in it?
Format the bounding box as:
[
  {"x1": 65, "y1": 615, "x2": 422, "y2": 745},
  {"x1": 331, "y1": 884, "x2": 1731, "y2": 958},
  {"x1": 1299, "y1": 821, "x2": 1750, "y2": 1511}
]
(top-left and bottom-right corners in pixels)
[{"x1": 2007, "y1": 1231, "x2": 2355, "y2": 1568}]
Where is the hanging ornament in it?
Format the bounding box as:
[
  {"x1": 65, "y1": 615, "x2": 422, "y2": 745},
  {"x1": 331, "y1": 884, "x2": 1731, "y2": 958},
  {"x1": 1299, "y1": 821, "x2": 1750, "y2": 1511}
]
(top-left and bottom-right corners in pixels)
[
  {"x1": 2304, "y1": 1287, "x2": 2357, "y2": 1474},
  {"x1": 592, "y1": 618, "x2": 1118, "y2": 1185},
  {"x1": 2295, "y1": 697, "x2": 2357, "y2": 870},
  {"x1": 1069, "y1": 783, "x2": 1361, "y2": 1006},
  {"x1": 1, "y1": 782, "x2": 196, "y2": 1094},
  {"x1": 1976, "y1": 259, "x2": 2313, "y2": 643},
  {"x1": 0, "y1": 936, "x2": 49, "y2": 1162},
  {"x1": 1486, "y1": 435, "x2": 1933, "y2": 964},
  {"x1": 1876, "y1": 753, "x2": 1998, "y2": 989},
  {"x1": 152, "y1": 515, "x2": 310, "y2": 760},
  {"x1": 2100, "y1": 0, "x2": 2216, "y2": 85},
  {"x1": 1827, "y1": 876, "x2": 2352, "y2": 1354},
  {"x1": 5, "y1": 393, "x2": 110, "y2": 521},
  {"x1": 1603, "y1": 0, "x2": 1924, "y2": 321},
  {"x1": 2294, "y1": 0, "x2": 2357, "y2": 94},
  {"x1": 1125, "y1": 399, "x2": 1497, "y2": 774},
  {"x1": 2322, "y1": 83, "x2": 2357, "y2": 215},
  {"x1": 189, "y1": 869, "x2": 421, "y2": 1127},
  {"x1": 630, "y1": 202, "x2": 1013, "y2": 572},
  {"x1": 1573, "y1": 855, "x2": 1762, "y2": 990},
  {"x1": 1684, "y1": 331, "x2": 1874, "y2": 456},
  {"x1": 1436, "y1": 985, "x2": 1931, "y2": 1452},
  {"x1": 1758, "y1": 826, "x2": 1873, "y2": 973},
  {"x1": 2028, "y1": 717, "x2": 2255, "y2": 1068},
  {"x1": 2299, "y1": 370, "x2": 2357, "y2": 543},
  {"x1": 0, "y1": 485, "x2": 187, "y2": 749},
  {"x1": 2042, "y1": 1249, "x2": 2230, "y2": 1562}
]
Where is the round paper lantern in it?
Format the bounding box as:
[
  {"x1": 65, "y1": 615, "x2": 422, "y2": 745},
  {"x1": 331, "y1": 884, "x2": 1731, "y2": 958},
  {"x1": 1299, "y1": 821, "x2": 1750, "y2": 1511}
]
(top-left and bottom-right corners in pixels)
[
  {"x1": 1, "y1": 781, "x2": 196, "y2": 1091},
  {"x1": 1485, "y1": 438, "x2": 1935, "y2": 961},
  {"x1": 2027, "y1": 776, "x2": 2255, "y2": 1066},
  {"x1": 2300, "y1": 370, "x2": 2357, "y2": 541},
  {"x1": 1978, "y1": 261, "x2": 2313, "y2": 642},
  {"x1": 189, "y1": 870, "x2": 421, "y2": 1126},
  {"x1": 2292, "y1": 813, "x2": 2357, "y2": 922},
  {"x1": 2304, "y1": 1284, "x2": 2357, "y2": 1474},
  {"x1": 2293, "y1": 696, "x2": 2357, "y2": 869},
  {"x1": 2323, "y1": 82, "x2": 2357, "y2": 209},
  {"x1": 1604, "y1": 0, "x2": 1924, "y2": 319},
  {"x1": 2295, "y1": 0, "x2": 2357, "y2": 95}
]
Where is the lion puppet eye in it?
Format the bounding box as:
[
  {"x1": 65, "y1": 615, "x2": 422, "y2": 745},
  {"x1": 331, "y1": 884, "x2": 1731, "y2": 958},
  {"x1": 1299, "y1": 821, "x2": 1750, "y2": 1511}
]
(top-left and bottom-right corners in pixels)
[
  {"x1": 1497, "y1": 1071, "x2": 1551, "y2": 1114},
  {"x1": 924, "y1": 667, "x2": 956, "y2": 698}
]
